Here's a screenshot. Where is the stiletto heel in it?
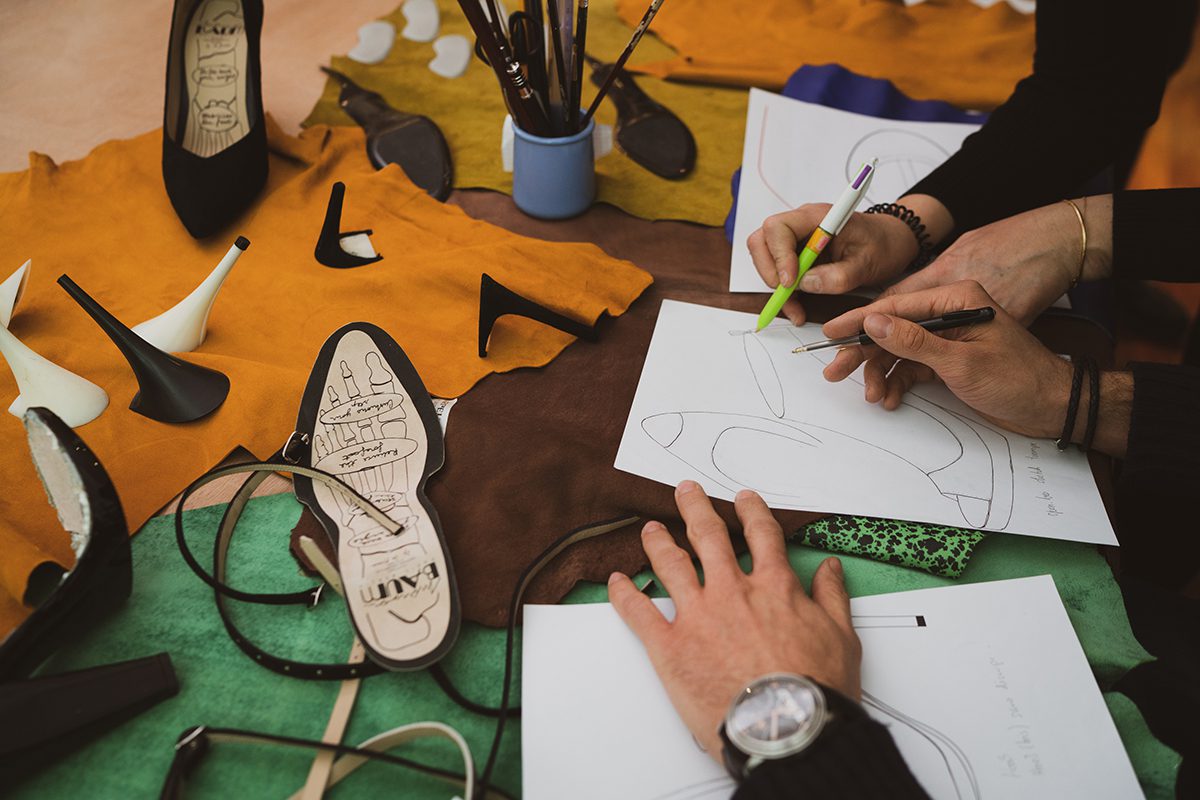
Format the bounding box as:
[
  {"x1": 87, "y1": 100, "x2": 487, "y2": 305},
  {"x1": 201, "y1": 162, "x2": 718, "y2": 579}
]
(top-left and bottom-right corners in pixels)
[
  {"x1": 162, "y1": 0, "x2": 267, "y2": 238},
  {"x1": 478, "y1": 272, "x2": 599, "y2": 357},
  {"x1": 58, "y1": 275, "x2": 230, "y2": 423},
  {"x1": 314, "y1": 182, "x2": 384, "y2": 269},
  {"x1": 132, "y1": 236, "x2": 249, "y2": 353}
]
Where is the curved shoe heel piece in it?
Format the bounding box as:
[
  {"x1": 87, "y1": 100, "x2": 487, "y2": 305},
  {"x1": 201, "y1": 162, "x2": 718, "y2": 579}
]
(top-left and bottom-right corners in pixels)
[{"x1": 58, "y1": 275, "x2": 230, "y2": 423}]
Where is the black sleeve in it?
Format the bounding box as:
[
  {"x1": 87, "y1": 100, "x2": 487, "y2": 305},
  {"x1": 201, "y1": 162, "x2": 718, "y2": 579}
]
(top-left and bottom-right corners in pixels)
[
  {"x1": 733, "y1": 705, "x2": 929, "y2": 799},
  {"x1": 908, "y1": 0, "x2": 1196, "y2": 233},
  {"x1": 1115, "y1": 362, "x2": 1200, "y2": 589},
  {"x1": 1112, "y1": 189, "x2": 1200, "y2": 283}
]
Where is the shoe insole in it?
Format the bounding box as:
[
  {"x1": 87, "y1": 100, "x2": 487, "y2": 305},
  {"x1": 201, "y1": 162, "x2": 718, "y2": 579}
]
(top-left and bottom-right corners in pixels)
[
  {"x1": 306, "y1": 329, "x2": 454, "y2": 667},
  {"x1": 183, "y1": 0, "x2": 251, "y2": 158}
]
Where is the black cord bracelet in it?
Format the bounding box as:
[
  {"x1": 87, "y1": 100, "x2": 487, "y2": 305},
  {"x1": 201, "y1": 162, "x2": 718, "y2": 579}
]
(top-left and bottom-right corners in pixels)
[
  {"x1": 1081, "y1": 357, "x2": 1100, "y2": 452},
  {"x1": 864, "y1": 203, "x2": 936, "y2": 269},
  {"x1": 1057, "y1": 357, "x2": 1086, "y2": 451}
]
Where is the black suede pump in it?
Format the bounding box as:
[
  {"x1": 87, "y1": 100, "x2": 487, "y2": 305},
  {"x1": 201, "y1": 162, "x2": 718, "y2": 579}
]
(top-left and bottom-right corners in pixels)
[{"x1": 162, "y1": 0, "x2": 268, "y2": 239}]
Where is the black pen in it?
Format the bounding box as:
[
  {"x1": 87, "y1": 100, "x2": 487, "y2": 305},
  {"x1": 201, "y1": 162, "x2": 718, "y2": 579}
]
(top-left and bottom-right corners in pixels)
[{"x1": 791, "y1": 307, "x2": 996, "y2": 353}]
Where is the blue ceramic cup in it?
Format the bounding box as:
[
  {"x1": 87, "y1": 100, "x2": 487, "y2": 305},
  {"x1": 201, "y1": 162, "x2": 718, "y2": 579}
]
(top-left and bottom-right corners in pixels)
[{"x1": 512, "y1": 117, "x2": 596, "y2": 220}]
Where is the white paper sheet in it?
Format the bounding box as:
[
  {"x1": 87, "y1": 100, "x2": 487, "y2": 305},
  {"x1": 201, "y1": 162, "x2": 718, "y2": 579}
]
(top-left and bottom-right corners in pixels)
[
  {"x1": 729, "y1": 89, "x2": 982, "y2": 292},
  {"x1": 614, "y1": 300, "x2": 1116, "y2": 544},
  {"x1": 522, "y1": 576, "x2": 1142, "y2": 800}
]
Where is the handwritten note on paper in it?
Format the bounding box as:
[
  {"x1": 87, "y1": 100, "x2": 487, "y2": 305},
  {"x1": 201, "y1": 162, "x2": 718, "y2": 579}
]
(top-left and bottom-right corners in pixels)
[
  {"x1": 522, "y1": 576, "x2": 1144, "y2": 800},
  {"x1": 729, "y1": 89, "x2": 981, "y2": 292},
  {"x1": 614, "y1": 300, "x2": 1116, "y2": 545}
]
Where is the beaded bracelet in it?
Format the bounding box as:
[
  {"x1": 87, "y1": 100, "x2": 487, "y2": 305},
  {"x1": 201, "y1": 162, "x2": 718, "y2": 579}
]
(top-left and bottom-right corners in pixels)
[{"x1": 864, "y1": 203, "x2": 936, "y2": 269}]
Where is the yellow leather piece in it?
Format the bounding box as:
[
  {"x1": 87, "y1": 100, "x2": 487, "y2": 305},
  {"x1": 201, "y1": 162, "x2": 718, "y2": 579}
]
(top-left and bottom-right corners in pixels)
[{"x1": 0, "y1": 117, "x2": 650, "y2": 635}]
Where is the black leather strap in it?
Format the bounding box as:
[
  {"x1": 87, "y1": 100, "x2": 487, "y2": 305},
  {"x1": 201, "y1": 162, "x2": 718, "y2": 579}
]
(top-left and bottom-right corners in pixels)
[{"x1": 174, "y1": 455, "x2": 400, "y2": 681}]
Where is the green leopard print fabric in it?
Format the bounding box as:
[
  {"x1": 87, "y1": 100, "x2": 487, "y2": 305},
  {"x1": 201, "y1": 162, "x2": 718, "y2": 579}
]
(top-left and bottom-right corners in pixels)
[{"x1": 794, "y1": 515, "x2": 986, "y2": 578}]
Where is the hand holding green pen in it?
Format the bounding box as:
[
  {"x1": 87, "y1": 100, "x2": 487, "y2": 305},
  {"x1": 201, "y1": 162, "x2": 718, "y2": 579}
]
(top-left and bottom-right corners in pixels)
[{"x1": 755, "y1": 160, "x2": 877, "y2": 332}]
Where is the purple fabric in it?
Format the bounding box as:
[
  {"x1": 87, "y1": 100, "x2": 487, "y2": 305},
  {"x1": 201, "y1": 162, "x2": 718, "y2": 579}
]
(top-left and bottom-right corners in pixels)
[{"x1": 724, "y1": 64, "x2": 987, "y2": 241}]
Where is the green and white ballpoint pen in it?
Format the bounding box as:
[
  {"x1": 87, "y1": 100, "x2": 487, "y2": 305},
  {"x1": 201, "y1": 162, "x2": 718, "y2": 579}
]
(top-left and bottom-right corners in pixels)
[{"x1": 755, "y1": 159, "x2": 877, "y2": 332}]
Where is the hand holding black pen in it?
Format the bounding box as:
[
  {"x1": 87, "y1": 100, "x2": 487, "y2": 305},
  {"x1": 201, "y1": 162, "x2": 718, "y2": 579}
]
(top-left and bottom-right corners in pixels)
[
  {"x1": 818, "y1": 280, "x2": 1098, "y2": 448},
  {"x1": 792, "y1": 307, "x2": 995, "y2": 353}
]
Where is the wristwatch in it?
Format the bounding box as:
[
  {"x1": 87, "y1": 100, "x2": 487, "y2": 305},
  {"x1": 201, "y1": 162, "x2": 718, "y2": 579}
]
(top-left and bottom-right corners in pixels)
[{"x1": 718, "y1": 673, "x2": 835, "y2": 781}]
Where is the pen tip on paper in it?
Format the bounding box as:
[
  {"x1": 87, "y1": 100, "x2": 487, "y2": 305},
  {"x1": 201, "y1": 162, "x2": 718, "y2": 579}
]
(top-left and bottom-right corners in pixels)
[{"x1": 791, "y1": 345, "x2": 807, "y2": 353}]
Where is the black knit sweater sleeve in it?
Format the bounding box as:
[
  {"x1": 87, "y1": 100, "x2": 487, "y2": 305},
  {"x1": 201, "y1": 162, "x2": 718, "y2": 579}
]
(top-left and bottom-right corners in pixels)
[
  {"x1": 733, "y1": 701, "x2": 929, "y2": 799},
  {"x1": 1116, "y1": 362, "x2": 1200, "y2": 588},
  {"x1": 1112, "y1": 189, "x2": 1200, "y2": 283},
  {"x1": 907, "y1": 0, "x2": 1195, "y2": 234}
]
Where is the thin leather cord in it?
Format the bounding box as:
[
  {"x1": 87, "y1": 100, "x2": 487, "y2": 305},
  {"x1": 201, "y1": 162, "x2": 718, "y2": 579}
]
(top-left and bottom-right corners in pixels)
[
  {"x1": 430, "y1": 664, "x2": 517, "y2": 719},
  {"x1": 476, "y1": 515, "x2": 641, "y2": 798},
  {"x1": 161, "y1": 724, "x2": 516, "y2": 800}
]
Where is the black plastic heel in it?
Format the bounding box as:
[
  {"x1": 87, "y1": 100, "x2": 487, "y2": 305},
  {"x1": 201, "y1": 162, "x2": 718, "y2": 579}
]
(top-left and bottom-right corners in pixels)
[
  {"x1": 57, "y1": 275, "x2": 230, "y2": 423},
  {"x1": 314, "y1": 182, "x2": 385, "y2": 269},
  {"x1": 478, "y1": 273, "x2": 599, "y2": 357}
]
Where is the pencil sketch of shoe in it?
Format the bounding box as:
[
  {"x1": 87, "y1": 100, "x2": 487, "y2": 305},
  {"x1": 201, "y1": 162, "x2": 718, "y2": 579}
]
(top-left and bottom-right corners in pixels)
[
  {"x1": 294, "y1": 323, "x2": 460, "y2": 670},
  {"x1": 724, "y1": 327, "x2": 1014, "y2": 530},
  {"x1": 864, "y1": 691, "x2": 980, "y2": 800}
]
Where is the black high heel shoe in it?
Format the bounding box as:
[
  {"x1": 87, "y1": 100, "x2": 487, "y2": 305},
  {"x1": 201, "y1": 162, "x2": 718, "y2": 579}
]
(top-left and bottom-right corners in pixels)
[
  {"x1": 163, "y1": 0, "x2": 268, "y2": 239},
  {"x1": 0, "y1": 409, "x2": 132, "y2": 681},
  {"x1": 0, "y1": 409, "x2": 178, "y2": 786}
]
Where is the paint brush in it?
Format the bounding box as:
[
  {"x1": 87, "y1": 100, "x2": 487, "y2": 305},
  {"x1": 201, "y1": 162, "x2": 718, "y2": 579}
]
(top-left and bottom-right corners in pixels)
[
  {"x1": 582, "y1": 0, "x2": 666, "y2": 126},
  {"x1": 456, "y1": 0, "x2": 550, "y2": 135},
  {"x1": 570, "y1": 0, "x2": 589, "y2": 131},
  {"x1": 545, "y1": 0, "x2": 572, "y2": 133}
]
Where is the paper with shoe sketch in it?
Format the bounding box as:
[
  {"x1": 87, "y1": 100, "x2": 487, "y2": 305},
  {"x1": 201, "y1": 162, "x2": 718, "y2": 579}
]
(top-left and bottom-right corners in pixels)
[
  {"x1": 613, "y1": 301, "x2": 1116, "y2": 545},
  {"x1": 729, "y1": 88, "x2": 982, "y2": 292},
  {"x1": 521, "y1": 575, "x2": 1143, "y2": 800}
]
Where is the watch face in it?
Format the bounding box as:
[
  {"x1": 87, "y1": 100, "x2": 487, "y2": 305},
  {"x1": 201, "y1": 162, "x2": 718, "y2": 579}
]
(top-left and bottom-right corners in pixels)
[{"x1": 725, "y1": 673, "x2": 827, "y2": 758}]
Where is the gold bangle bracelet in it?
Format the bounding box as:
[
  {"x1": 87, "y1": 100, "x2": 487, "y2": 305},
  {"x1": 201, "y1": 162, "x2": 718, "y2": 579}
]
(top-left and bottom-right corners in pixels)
[{"x1": 1061, "y1": 198, "x2": 1087, "y2": 289}]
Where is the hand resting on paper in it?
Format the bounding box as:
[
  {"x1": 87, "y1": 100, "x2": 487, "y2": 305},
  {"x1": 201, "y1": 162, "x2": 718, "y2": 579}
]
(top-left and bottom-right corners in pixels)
[
  {"x1": 884, "y1": 197, "x2": 1114, "y2": 326},
  {"x1": 821, "y1": 280, "x2": 1132, "y2": 458},
  {"x1": 607, "y1": 482, "x2": 862, "y2": 761}
]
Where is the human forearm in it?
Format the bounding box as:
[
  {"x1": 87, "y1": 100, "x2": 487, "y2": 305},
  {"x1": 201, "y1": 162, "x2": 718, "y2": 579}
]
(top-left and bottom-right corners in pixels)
[{"x1": 1059, "y1": 371, "x2": 1132, "y2": 460}]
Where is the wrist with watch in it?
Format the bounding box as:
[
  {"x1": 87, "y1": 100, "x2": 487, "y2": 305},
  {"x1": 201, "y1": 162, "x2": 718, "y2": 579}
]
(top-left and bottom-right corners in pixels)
[{"x1": 718, "y1": 672, "x2": 865, "y2": 781}]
